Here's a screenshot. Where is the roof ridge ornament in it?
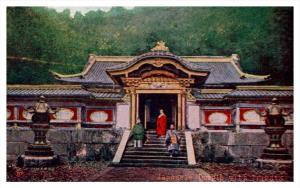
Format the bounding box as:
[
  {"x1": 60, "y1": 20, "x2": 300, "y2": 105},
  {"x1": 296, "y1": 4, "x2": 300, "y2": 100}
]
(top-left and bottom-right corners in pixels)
[{"x1": 151, "y1": 41, "x2": 169, "y2": 52}]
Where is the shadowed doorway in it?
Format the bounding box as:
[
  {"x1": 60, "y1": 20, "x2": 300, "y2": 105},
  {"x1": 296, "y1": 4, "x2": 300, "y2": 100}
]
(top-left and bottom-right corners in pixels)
[{"x1": 138, "y1": 94, "x2": 177, "y2": 130}]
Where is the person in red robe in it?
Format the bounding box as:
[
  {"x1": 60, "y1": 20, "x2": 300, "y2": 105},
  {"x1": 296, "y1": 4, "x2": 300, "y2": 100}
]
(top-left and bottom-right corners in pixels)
[{"x1": 156, "y1": 109, "x2": 167, "y2": 137}]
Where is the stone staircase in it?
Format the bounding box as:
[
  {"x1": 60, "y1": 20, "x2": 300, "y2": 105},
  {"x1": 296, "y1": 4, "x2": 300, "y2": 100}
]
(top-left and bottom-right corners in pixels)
[{"x1": 115, "y1": 129, "x2": 189, "y2": 167}]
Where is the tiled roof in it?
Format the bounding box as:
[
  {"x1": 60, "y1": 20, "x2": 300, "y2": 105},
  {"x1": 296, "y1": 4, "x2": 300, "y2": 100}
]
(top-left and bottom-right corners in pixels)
[
  {"x1": 193, "y1": 89, "x2": 293, "y2": 100},
  {"x1": 191, "y1": 62, "x2": 263, "y2": 84},
  {"x1": 90, "y1": 92, "x2": 124, "y2": 99},
  {"x1": 107, "y1": 51, "x2": 209, "y2": 72},
  {"x1": 57, "y1": 61, "x2": 265, "y2": 86},
  {"x1": 7, "y1": 86, "x2": 293, "y2": 100},
  {"x1": 227, "y1": 90, "x2": 293, "y2": 98},
  {"x1": 107, "y1": 51, "x2": 264, "y2": 84},
  {"x1": 56, "y1": 62, "x2": 121, "y2": 84},
  {"x1": 52, "y1": 50, "x2": 270, "y2": 86},
  {"x1": 193, "y1": 93, "x2": 227, "y2": 99},
  {"x1": 7, "y1": 87, "x2": 90, "y2": 97},
  {"x1": 7, "y1": 86, "x2": 124, "y2": 99}
]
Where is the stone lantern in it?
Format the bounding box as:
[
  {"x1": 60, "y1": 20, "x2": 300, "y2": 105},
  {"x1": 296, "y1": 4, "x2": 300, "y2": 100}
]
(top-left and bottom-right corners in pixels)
[
  {"x1": 19, "y1": 96, "x2": 59, "y2": 167},
  {"x1": 256, "y1": 98, "x2": 292, "y2": 167}
]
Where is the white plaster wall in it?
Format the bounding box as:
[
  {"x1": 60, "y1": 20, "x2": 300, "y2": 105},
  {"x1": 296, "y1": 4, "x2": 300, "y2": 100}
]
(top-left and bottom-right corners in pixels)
[
  {"x1": 187, "y1": 104, "x2": 200, "y2": 130},
  {"x1": 116, "y1": 103, "x2": 130, "y2": 129}
]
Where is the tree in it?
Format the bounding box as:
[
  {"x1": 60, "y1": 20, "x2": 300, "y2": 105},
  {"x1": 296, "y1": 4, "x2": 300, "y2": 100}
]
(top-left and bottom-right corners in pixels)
[{"x1": 7, "y1": 7, "x2": 293, "y2": 85}]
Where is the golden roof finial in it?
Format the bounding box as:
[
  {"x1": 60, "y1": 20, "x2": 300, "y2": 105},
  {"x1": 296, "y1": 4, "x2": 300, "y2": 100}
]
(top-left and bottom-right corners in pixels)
[{"x1": 151, "y1": 41, "x2": 169, "y2": 52}]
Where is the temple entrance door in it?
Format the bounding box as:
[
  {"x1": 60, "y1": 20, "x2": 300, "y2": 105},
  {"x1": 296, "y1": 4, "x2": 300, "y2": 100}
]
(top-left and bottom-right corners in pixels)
[{"x1": 138, "y1": 94, "x2": 177, "y2": 130}]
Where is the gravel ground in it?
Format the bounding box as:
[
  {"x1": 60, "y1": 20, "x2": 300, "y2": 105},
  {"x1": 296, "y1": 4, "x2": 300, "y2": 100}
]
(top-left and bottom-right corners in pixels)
[
  {"x1": 7, "y1": 161, "x2": 109, "y2": 182},
  {"x1": 200, "y1": 163, "x2": 293, "y2": 182},
  {"x1": 7, "y1": 161, "x2": 293, "y2": 182}
]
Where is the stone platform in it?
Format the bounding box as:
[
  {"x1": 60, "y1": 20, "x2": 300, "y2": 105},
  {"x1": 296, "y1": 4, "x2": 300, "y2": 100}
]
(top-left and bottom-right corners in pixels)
[
  {"x1": 19, "y1": 155, "x2": 59, "y2": 167},
  {"x1": 7, "y1": 127, "x2": 293, "y2": 163},
  {"x1": 19, "y1": 143, "x2": 59, "y2": 167},
  {"x1": 256, "y1": 158, "x2": 293, "y2": 169}
]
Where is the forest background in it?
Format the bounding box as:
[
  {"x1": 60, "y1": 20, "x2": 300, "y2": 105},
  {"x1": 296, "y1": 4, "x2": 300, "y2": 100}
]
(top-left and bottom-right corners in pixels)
[{"x1": 7, "y1": 7, "x2": 293, "y2": 85}]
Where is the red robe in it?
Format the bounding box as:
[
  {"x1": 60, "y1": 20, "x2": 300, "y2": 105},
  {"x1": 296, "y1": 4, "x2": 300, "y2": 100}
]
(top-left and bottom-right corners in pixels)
[{"x1": 156, "y1": 114, "x2": 167, "y2": 136}]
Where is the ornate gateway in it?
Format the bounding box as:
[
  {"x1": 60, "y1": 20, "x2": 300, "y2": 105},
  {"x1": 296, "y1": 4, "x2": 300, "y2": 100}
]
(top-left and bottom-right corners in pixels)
[{"x1": 106, "y1": 42, "x2": 210, "y2": 129}]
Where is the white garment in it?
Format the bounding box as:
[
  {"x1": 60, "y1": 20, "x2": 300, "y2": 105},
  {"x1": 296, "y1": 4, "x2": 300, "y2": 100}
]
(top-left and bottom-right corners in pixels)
[{"x1": 134, "y1": 140, "x2": 142, "y2": 148}]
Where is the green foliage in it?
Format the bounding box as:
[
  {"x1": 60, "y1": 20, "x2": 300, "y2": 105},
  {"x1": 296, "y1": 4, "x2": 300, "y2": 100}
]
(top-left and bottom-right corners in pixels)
[
  {"x1": 203, "y1": 144, "x2": 215, "y2": 162},
  {"x1": 7, "y1": 7, "x2": 293, "y2": 84},
  {"x1": 99, "y1": 145, "x2": 113, "y2": 161},
  {"x1": 223, "y1": 149, "x2": 234, "y2": 163},
  {"x1": 7, "y1": 59, "x2": 56, "y2": 84},
  {"x1": 85, "y1": 145, "x2": 113, "y2": 161},
  {"x1": 216, "y1": 149, "x2": 234, "y2": 163}
]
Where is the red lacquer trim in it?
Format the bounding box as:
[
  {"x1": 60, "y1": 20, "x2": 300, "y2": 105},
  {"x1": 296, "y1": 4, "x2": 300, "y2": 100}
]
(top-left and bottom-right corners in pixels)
[
  {"x1": 7, "y1": 106, "x2": 14, "y2": 120},
  {"x1": 18, "y1": 107, "x2": 27, "y2": 120}
]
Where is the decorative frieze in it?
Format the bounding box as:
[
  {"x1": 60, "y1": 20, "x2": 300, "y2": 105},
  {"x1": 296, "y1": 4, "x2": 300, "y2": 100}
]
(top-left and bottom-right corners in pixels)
[
  {"x1": 8, "y1": 104, "x2": 116, "y2": 126},
  {"x1": 53, "y1": 108, "x2": 77, "y2": 121},
  {"x1": 186, "y1": 88, "x2": 196, "y2": 102},
  {"x1": 90, "y1": 111, "x2": 108, "y2": 122},
  {"x1": 203, "y1": 109, "x2": 232, "y2": 125},
  {"x1": 240, "y1": 108, "x2": 265, "y2": 124},
  {"x1": 86, "y1": 109, "x2": 113, "y2": 123}
]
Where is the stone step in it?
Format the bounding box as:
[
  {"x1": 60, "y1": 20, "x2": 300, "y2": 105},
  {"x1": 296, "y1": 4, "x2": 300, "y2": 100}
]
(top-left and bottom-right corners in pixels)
[
  {"x1": 140, "y1": 142, "x2": 186, "y2": 145},
  {"x1": 145, "y1": 137, "x2": 186, "y2": 140},
  {"x1": 145, "y1": 135, "x2": 167, "y2": 138},
  {"x1": 143, "y1": 143, "x2": 186, "y2": 147},
  {"x1": 144, "y1": 140, "x2": 186, "y2": 146},
  {"x1": 146, "y1": 129, "x2": 184, "y2": 133},
  {"x1": 145, "y1": 134, "x2": 185, "y2": 137},
  {"x1": 124, "y1": 150, "x2": 186, "y2": 156},
  {"x1": 122, "y1": 154, "x2": 187, "y2": 160},
  {"x1": 145, "y1": 136, "x2": 186, "y2": 140},
  {"x1": 126, "y1": 144, "x2": 186, "y2": 149},
  {"x1": 111, "y1": 162, "x2": 191, "y2": 168},
  {"x1": 146, "y1": 138, "x2": 185, "y2": 143},
  {"x1": 127, "y1": 145, "x2": 186, "y2": 150},
  {"x1": 126, "y1": 147, "x2": 186, "y2": 152},
  {"x1": 121, "y1": 158, "x2": 188, "y2": 164},
  {"x1": 145, "y1": 133, "x2": 185, "y2": 137},
  {"x1": 146, "y1": 137, "x2": 185, "y2": 143},
  {"x1": 146, "y1": 132, "x2": 185, "y2": 136},
  {"x1": 118, "y1": 129, "x2": 189, "y2": 168}
]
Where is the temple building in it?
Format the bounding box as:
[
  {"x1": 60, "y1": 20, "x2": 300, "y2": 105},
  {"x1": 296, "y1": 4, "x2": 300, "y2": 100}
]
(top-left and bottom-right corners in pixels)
[
  {"x1": 7, "y1": 41, "x2": 294, "y2": 166},
  {"x1": 7, "y1": 42, "x2": 293, "y2": 131}
]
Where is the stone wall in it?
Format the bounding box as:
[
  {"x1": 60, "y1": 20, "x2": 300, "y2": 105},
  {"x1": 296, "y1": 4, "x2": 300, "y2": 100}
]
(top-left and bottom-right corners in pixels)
[
  {"x1": 7, "y1": 127, "x2": 293, "y2": 164},
  {"x1": 192, "y1": 129, "x2": 293, "y2": 163},
  {"x1": 7, "y1": 127, "x2": 124, "y2": 161}
]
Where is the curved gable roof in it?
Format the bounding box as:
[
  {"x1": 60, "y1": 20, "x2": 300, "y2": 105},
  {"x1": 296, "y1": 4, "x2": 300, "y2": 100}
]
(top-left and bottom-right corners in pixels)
[
  {"x1": 107, "y1": 51, "x2": 210, "y2": 72},
  {"x1": 53, "y1": 54, "x2": 270, "y2": 86}
]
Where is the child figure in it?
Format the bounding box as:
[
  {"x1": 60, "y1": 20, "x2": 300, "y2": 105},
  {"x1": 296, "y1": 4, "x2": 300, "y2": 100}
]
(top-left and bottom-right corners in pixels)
[
  {"x1": 165, "y1": 124, "x2": 181, "y2": 157},
  {"x1": 132, "y1": 118, "x2": 145, "y2": 148}
]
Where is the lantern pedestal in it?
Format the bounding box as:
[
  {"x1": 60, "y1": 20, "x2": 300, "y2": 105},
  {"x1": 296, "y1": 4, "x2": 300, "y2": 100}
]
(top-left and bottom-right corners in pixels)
[
  {"x1": 19, "y1": 123, "x2": 58, "y2": 167},
  {"x1": 260, "y1": 126, "x2": 292, "y2": 160},
  {"x1": 256, "y1": 126, "x2": 292, "y2": 169}
]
